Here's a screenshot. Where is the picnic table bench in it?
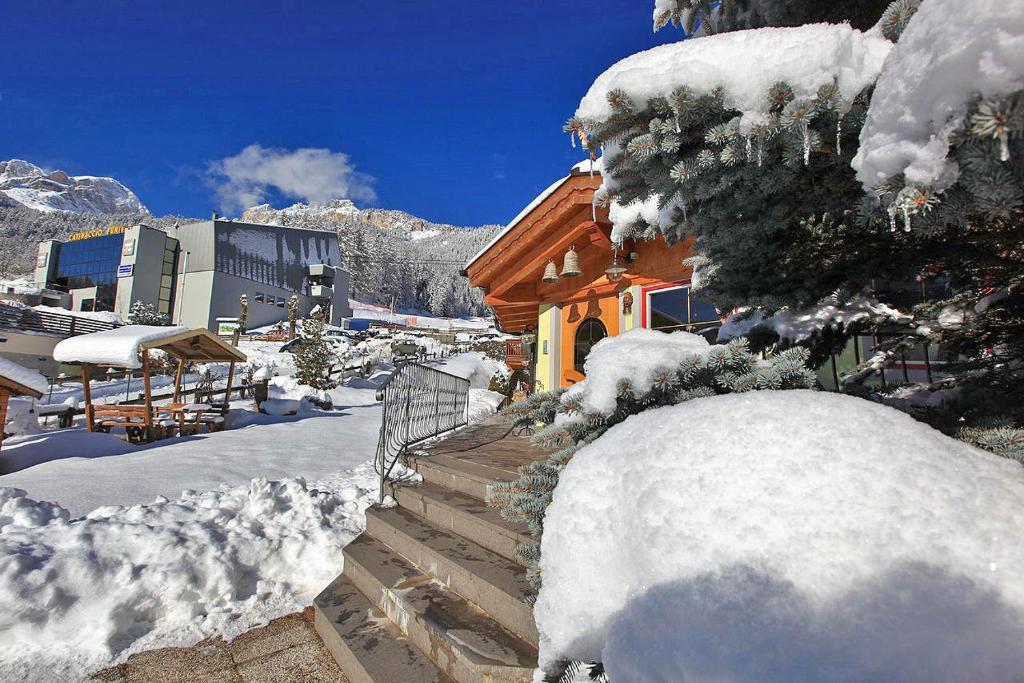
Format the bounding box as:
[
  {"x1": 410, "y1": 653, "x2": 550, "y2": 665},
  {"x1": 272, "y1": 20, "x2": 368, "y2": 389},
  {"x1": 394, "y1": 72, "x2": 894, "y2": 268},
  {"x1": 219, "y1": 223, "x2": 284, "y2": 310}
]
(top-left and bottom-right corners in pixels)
[{"x1": 91, "y1": 405, "x2": 176, "y2": 443}]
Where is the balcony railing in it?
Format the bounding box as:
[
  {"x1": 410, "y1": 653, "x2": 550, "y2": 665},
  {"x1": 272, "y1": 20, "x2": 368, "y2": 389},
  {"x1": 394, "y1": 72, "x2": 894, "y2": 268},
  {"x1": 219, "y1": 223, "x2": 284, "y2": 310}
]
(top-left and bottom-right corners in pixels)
[{"x1": 504, "y1": 339, "x2": 526, "y2": 370}]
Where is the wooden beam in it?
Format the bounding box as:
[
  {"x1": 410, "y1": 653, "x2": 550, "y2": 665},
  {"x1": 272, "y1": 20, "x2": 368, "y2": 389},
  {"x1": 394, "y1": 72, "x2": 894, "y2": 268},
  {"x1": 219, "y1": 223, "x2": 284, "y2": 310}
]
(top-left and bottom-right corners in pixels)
[
  {"x1": 223, "y1": 361, "x2": 235, "y2": 416},
  {"x1": 467, "y1": 178, "x2": 601, "y2": 283},
  {"x1": 173, "y1": 357, "x2": 185, "y2": 403},
  {"x1": 142, "y1": 350, "x2": 154, "y2": 442},
  {"x1": 0, "y1": 389, "x2": 9, "y2": 451},
  {"x1": 489, "y1": 213, "x2": 603, "y2": 299},
  {"x1": 81, "y1": 364, "x2": 94, "y2": 432}
]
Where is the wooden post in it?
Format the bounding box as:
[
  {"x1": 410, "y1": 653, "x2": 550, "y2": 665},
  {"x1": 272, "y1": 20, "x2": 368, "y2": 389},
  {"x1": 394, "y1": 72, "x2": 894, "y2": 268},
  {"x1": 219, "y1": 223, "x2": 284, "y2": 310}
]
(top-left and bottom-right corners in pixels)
[
  {"x1": 223, "y1": 361, "x2": 235, "y2": 416},
  {"x1": 142, "y1": 350, "x2": 154, "y2": 442},
  {"x1": 81, "y1": 363, "x2": 94, "y2": 432},
  {"x1": 0, "y1": 389, "x2": 9, "y2": 450},
  {"x1": 173, "y1": 357, "x2": 185, "y2": 403}
]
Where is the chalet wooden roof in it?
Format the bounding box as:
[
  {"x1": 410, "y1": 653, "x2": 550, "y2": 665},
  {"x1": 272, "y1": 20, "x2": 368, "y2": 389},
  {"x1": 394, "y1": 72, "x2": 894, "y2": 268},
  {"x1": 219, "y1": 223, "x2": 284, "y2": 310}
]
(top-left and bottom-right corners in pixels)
[{"x1": 466, "y1": 168, "x2": 611, "y2": 332}]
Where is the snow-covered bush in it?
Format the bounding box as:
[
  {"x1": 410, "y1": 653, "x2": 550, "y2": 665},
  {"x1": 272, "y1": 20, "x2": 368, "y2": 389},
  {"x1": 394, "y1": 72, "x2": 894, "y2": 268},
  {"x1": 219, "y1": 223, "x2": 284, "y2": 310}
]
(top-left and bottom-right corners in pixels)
[
  {"x1": 535, "y1": 390, "x2": 1024, "y2": 680},
  {"x1": 125, "y1": 300, "x2": 169, "y2": 326},
  {"x1": 489, "y1": 330, "x2": 816, "y2": 591}
]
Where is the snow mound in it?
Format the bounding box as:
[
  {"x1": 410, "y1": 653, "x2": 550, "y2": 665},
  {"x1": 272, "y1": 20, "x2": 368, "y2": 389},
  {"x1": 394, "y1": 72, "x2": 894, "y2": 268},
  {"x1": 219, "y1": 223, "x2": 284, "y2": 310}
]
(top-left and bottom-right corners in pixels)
[
  {"x1": 0, "y1": 356, "x2": 48, "y2": 396},
  {"x1": 468, "y1": 388, "x2": 506, "y2": 423},
  {"x1": 575, "y1": 23, "x2": 891, "y2": 125},
  {"x1": 0, "y1": 476, "x2": 370, "y2": 680},
  {"x1": 854, "y1": 0, "x2": 1024, "y2": 190},
  {"x1": 535, "y1": 391, "x2": 1024, "y2": 680},
  {"x1": 53, "y1": 325, "x2": 188, "y2": 369},
  {"x1": 563, "y1": 329, "x2": 710, "y2": 416}
]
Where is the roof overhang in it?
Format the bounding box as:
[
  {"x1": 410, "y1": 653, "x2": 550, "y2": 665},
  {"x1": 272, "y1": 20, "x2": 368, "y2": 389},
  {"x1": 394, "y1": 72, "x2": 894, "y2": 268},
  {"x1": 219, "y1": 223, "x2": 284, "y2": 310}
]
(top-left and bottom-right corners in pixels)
[{"x1": 466, "y1": 169, "x2": 610, "y2": 333}]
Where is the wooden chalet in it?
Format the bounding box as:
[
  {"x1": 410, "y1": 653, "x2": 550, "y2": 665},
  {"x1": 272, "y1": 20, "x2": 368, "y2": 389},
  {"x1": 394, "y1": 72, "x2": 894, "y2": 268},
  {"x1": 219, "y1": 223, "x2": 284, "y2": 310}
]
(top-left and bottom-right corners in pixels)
[{"x1": 465, "y1": 162, "x2": 720, "y2": 391}]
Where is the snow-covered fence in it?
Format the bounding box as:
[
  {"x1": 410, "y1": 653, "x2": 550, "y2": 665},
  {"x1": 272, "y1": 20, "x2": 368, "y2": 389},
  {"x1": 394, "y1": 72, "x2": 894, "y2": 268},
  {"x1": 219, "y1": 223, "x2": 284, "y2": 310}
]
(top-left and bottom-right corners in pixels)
[
  {"x1": 0, "y1": 302, "x2": 119, "y2": 338},
  {"x1": 374, "y1": 362, "x2": 470, "y2": 500}
]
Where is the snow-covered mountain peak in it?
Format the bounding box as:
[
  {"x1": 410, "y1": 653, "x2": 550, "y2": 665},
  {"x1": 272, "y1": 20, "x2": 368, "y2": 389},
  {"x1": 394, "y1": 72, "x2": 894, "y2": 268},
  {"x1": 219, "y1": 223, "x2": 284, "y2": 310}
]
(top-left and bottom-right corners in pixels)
[{"x1": 0, "y1": 159, "x2": 148, "y2": 214}]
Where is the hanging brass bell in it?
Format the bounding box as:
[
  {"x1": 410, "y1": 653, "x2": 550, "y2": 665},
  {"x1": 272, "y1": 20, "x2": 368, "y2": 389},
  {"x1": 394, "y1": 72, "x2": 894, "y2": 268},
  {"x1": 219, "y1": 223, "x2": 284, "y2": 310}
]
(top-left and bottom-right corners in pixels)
[
  {"x1": 560, "y1": 247, "x2": 582, "y2": 278},
  {"x1": 542, "y1": 260, "x2": 559, "y2": 283}
]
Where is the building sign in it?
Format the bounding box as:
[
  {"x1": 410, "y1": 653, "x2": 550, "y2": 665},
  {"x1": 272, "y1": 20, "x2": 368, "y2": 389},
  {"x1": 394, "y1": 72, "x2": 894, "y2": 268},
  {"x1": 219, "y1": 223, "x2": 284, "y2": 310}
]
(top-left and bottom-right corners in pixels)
[
  {"x1": 66, "y1": 225, "x2": 128, "y2": 242},
  {"x1": 216, "y1": 318, "x2": 240, "y2": 337},
  {"x1": 122, "y1": 238, "x2": 136, "y2": 256},
  {"x1": 116, "y1": 264, "x2": 134, "y2": 278}
]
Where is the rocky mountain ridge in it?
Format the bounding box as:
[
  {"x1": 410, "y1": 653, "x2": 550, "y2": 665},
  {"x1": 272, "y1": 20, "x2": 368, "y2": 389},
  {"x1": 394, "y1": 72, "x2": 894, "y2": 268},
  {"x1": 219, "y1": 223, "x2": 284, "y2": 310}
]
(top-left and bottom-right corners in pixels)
[
  {"x1": 240, "y1": 199, "x2": 496, "y2": 239},
  {"x1": 0, "y1": 159, "x2": 148, "y2": 214}
]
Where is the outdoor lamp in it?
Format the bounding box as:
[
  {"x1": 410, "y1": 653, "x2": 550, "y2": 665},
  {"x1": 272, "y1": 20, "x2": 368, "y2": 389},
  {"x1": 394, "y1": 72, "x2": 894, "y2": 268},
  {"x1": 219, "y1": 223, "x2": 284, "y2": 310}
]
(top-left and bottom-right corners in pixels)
[{"x1": 604, "y1": 250, "x2": 627, "y2": 281}]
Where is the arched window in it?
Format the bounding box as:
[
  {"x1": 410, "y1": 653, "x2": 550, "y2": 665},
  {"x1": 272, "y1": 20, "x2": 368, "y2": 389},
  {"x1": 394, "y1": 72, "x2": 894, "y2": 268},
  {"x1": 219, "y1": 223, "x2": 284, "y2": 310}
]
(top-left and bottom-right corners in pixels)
[{"x1": 574, "y1": 318, "x2": 607, "y2": 372}]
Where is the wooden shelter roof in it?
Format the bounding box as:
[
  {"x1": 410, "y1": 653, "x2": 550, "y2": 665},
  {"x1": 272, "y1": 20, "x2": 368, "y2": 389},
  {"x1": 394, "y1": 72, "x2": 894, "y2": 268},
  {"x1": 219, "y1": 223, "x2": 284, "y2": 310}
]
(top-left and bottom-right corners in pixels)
[
  {"x1": 140, "y1": 329, "x2": 247, "y2": 363},
  {"x1": 0, "y1": 373, "x2": 45, "y2": 399}
]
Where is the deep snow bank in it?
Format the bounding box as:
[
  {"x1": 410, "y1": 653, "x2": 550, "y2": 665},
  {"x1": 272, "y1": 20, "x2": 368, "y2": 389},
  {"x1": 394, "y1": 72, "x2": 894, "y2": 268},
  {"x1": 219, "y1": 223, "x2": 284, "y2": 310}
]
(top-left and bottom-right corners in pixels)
[
  {"x1": 0, "y1": 469, "x2": 383, "y2": 681},
  {"x1": 535, "y1": 391, "x2": 1024, "y2": 681}
]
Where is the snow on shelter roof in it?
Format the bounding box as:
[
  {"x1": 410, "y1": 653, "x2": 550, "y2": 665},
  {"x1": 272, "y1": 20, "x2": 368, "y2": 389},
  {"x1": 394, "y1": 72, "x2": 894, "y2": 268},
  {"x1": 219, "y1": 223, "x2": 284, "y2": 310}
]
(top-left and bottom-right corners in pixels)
[
  {"x1": 574, "y1": 23, "x2": 891, "y2": 126},
  {"x1": 0, "y1": 356, "x2": 47, "y2": 397},
  {"x1": 463, "y1": 158, "x2": 603, "y2": 271},
  {"x1": 53, "y1": 326, "x2": 246, "y2": 369}
]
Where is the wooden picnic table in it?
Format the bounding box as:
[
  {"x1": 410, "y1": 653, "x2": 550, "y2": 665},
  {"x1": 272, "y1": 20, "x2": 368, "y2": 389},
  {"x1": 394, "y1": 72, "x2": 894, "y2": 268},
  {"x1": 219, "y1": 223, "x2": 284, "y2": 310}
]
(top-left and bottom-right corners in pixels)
[{"x1": 163, "y1": 402, "x2": 221, "y2": 435}]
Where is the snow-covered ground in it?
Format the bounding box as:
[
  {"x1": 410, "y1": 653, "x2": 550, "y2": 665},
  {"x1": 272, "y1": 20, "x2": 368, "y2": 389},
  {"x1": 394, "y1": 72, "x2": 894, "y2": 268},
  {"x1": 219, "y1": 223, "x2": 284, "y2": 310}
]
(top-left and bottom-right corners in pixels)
[{"x1": 0, "y1": 342, "x2": 503, "y2": 682}]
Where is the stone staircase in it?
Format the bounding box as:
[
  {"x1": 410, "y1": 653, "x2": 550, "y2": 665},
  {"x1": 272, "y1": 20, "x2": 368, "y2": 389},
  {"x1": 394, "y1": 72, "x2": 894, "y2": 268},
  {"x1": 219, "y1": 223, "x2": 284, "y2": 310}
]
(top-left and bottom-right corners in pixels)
[{"x1": 314, "y1": 423, "x2": 549, "y2": 683}]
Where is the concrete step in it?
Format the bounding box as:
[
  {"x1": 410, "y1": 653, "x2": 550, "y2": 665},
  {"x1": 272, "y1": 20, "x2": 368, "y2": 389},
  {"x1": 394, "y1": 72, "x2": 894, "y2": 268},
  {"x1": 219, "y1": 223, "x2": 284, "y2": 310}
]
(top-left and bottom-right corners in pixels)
[
  {"x1": 343, "y1": 532, "x2": 537, "y2": 683},
  {"x1": 389, "y1": 480, "x2": 533, "y2": 565},
  {"x1": 406, "y1": 452, "x2": 517, "y2": 501},
  {"x1": 312, "y1": 571, "x2": 453, "y2": 683},
  {"x1": 366, "y1": 505, "x2": 538, "y2": 647}
]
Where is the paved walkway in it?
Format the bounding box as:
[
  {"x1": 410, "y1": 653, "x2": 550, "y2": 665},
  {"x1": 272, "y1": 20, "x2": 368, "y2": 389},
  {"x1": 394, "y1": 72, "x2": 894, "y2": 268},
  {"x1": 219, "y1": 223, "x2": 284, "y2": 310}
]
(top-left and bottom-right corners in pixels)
[{"x1": 91, "y1": 609, "x2": 348, "y2": 683}]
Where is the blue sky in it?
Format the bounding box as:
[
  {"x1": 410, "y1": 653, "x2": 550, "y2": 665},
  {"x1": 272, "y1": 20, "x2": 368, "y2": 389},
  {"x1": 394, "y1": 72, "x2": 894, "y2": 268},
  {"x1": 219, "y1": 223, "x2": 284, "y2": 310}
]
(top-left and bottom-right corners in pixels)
[{"x1": 1, "y1": 1, "x2": 679, "y2": 227}]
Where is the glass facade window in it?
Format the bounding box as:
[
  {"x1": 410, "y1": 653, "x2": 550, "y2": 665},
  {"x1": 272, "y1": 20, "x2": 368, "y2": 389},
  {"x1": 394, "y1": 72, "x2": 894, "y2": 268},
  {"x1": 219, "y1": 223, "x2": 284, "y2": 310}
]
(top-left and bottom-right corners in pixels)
[
  {"x1": 53, "y1": 233, "x2": 125, "y2": 311},
  {"x1": 648, "y1": 285, "x2": 720, "y2": 334}
]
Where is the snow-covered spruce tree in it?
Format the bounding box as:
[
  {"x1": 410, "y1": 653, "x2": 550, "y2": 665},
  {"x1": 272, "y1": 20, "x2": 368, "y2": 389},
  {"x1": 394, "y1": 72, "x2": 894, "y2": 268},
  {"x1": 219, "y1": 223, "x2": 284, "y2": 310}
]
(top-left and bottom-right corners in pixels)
[
  {"x1": 844, "y1": 0, "x2": 1024, "y2": 457},
  {"x1": 570, "y1": 0, "x2": 1024, "y2": 458},
  {"x1": 653, "y1": 0, "x2": 890, "y2": 35},
  {"x1": 126, "y1": 300, "x2": 169, "y2": 326},
  {"x1": 488, "y1": 337, "x2": 816, "y2": 594},
  {"x1": 293, "y1": 310, "x2": 336, "y2": 391},
  {"x1": 566, "y1": 10, "x2": 896, "y2": 318}
]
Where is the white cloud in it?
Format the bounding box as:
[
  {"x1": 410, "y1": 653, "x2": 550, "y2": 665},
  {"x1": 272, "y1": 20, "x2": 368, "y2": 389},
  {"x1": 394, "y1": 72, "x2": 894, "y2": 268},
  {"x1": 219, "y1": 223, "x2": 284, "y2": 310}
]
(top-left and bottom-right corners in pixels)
[{"x1": 208, "y1": 144, "x2": 376, "y2": 212}]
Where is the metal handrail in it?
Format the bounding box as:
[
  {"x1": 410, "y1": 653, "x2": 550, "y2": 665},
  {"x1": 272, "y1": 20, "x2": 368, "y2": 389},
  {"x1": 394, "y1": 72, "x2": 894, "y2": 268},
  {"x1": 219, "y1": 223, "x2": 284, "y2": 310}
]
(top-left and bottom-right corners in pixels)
[{"x1": 374, "y1": 362, "x2": 470, "y2": 500}]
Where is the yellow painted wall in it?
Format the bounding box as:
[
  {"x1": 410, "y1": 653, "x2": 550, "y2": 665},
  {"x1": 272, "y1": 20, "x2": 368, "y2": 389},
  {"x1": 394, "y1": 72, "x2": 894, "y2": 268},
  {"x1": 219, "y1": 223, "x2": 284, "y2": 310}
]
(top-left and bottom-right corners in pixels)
[{"x1": 534, "y1": 303, "x2": 558, "y2": 393}]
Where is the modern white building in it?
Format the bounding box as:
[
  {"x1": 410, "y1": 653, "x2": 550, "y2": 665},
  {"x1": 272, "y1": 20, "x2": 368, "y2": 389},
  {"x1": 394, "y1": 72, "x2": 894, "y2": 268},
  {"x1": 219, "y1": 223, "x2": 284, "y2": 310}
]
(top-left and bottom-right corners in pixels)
[{"x1": 33, "y1": 218, "x2": 352, "y2": 330}]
